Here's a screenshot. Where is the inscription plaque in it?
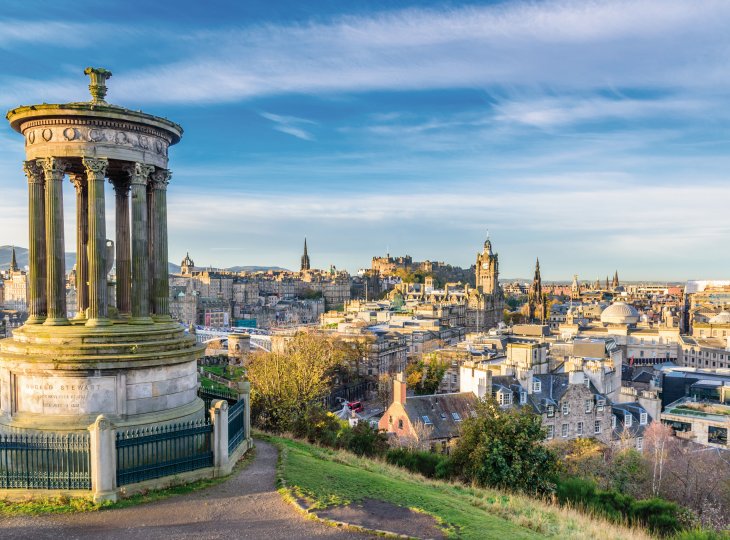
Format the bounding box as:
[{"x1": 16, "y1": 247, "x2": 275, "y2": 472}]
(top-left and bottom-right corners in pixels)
[{"x1": 15, "y1": 375, "x2": 117, "y2": 415}]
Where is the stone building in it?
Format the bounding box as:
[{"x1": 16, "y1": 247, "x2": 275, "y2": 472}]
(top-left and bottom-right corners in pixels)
[{"x1": 1, "y1": 247, "x2": 28, "y2": 312}]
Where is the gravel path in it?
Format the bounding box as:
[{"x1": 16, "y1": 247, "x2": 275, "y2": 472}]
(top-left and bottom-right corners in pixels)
[{"x1": 0, "y1": 440, "x2": 371, "y2": 539}]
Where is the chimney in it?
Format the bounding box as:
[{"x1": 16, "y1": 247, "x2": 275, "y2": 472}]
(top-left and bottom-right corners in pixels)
[
  {"x1": 569, "y1": 371, "x2": 585, "y2": 385},
  {"x1": 393, "y1": 372, "x2": 407, "y2": 405}
]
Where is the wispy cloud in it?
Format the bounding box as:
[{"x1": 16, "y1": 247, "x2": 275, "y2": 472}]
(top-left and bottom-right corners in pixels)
[
  {"x1": 4, "y1": 0, "x2": 730, "y2": 106},
  {"x1": 260, "y1": 112, "x2": 316, "y2": 141}
]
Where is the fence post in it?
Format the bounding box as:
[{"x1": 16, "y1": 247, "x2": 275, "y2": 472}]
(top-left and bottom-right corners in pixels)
[
  {"x1": 237, "y1": 381, "x2": 251, "y2": 447},
  {"x1": 88, "y1": 415, "x2": 117, "y2": 502},
  {"x1": 210, "y1": 399, "x2": 229, "y2": 473}
]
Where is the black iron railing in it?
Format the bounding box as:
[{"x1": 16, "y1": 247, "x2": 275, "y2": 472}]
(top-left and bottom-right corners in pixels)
[
  {"x1": 227, "y1": 399, "x2": 245, "y2": 454},
  {"x1": 116, "y1": 420, "x2": 213, "y2": 486},
  {"x1": 0, "y1": 432, "x2": 90, "y2": 489}
]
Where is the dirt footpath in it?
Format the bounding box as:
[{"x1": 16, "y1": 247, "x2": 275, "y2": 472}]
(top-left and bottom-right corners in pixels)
[{"x1": 0, "y1": 440, "x2": 371, "y2": 540}]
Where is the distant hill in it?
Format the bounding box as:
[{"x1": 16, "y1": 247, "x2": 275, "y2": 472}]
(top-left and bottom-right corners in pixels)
[
  {"x1": 2, "y1": 247, "x2": 288, "y2": 275},
  {"x1": 0, "y1": 245, "x2": 76, "y2": 271},
  {"x1": 225, "y1": 265, "x2": 289, "y2": 273}
]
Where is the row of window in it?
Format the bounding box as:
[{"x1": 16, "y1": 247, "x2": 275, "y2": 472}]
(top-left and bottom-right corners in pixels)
[{"x1": 546, "y1": 420, "x2": 603, "y2": 439}]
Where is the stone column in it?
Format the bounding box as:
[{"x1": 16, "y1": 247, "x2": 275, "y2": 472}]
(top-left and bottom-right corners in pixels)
[
  {"x1": 70, "y1": 173, "x2": 89, "y2": 319},
  {"x1": 127, "y1": 162, "x2": 155, "y2": 324},
  {"x1": 146, "y1": 182, "x2": 155, "y2": 316},
  {"x1": 150, "y1": 169, "x2": 171, "y2": 320},
  {"x1": 37, "y1": 157, "x2": 69, "y2": 326},
  {"x1": 210, "y1": 399, "x2": 229, "y2": 471},
  {"x1": 83, "y1": 157, "x2": 110, "y2": 327},
  {"x1": 22, "y1": 161, "x2": 46, "y2": 324},
  {"x1": 112, "y1": 176, "x2": 132, "y2": 316},
  {"x1": 88, "y1": 415, "x2": 117, "y2": 503}
]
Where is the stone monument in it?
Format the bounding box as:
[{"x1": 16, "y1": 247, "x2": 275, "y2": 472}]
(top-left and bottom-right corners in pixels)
[{"x1": 0, "y1": 68, "x2": 205, "y2": 432}]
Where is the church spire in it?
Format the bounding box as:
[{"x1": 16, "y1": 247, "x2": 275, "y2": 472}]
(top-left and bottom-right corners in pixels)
[
  {"x1": 300, "y1": 238, "x2": 311, "y2": 272},
  {"x1": 9, "y1": 246, "x2": 18, "y2": 272}
]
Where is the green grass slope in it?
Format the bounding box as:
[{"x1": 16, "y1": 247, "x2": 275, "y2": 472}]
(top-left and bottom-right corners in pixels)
[{"x1": 269, "y1": 435, "x2": 651, "y2": 540}]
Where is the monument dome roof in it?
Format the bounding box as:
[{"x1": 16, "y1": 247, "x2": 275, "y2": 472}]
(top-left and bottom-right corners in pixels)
[
  {"x1": 709, "y1": 311, "x2": 730, "y2": 324},
  {"x1": 600, "y1": 302, "x2": 640, "y2": 325}
]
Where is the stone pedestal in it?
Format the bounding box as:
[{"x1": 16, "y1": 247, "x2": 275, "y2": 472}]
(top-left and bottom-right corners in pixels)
[{"x1": 89, "y1": 415, "x2": 117, "y2": 502}]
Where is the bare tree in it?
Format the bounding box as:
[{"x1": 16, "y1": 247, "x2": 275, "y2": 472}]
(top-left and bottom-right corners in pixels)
[
  {"x1": 393, "y1": 420, "x2": 434, "y2": 451},
  {"x1": 643, "y1": 422, "x2": 674, "y2": 496}
]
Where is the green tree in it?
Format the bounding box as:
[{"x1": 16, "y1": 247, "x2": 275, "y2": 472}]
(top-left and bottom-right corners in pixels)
[
  {"x1": 246, "y1": 332, "x2": 347, "y2": 431},
  {"x1": 405, "y1": 355, "x2": 447, "y2": 395},
  {"x1": 450, "y1": 398, "x2": 559, "y2": 494}
]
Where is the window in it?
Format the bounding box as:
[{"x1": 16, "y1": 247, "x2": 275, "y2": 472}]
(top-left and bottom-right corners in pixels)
[
  {"x1": 640, "y1": 412, "x2": 648, "y2": 425},
  {"x1": 585, "y1": 399, "x2": 592, "y2": 413},
  {"x1": 561, "y1": 423, "x2": 569, "y2": 438},
  {"x1": 562, "y1": 403, "x2": 569, "y2": 415},
  {"x1": 636, "y1": 437, "x2": 643, "y2": 451},
  {"x1": 624, "y1": 413, "x2": 633, "y2": 427},
  {"x1": 576, "y1": 421, "x2": 584, "y2": 435},
  {"x1": 422, "y1": 415, "x2": 432, "y2": 425},
  {"x1": 533, "y1": 380, "x2": 542, "y2": 393},
  {"x1": 398, "y1": 419, "x2": 403, "y2": 429},
  {"x1": 594, "y1": 420, "x2": 602, "y2": 434},
  {"x1": 584, "y1": 377, "x2": 590, "y2": 387},
  {"x1": 452, "y1": 412, "x2": 461, "y2": 422},
  {"x1": 546, "y1": 425, "x2": 554, "y2": 439},
  {"x1": 389, "y1": 415, "x2": 393, "y2": 424},
  {"x1": 520, "y1": 391, "x2": 527, "y2": 405},
  {"x1": 596, "y1": 399, "x2": 605, "y2": 413},
  {"x1": 612, "y1": 415, "x2": 617, "y2": 429},
  {"x1": 547, "y1": 405, "x2": 555, "y2": 418},
  {"x1": 498, "y1": 392, "x2": 512, "y2": 406}
]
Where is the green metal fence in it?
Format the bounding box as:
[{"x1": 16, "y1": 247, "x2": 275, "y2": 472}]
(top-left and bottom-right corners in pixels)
[
  {"x1": 116, "y1": 420, "x2": 213, "y2": 486},
  {"x1": 0, "y1": 432, "x2": 91, "y2": 489},
  {"x1": 228, "y1": 399, "x2": 245, "y2": 454},
  {"x1": 199, "y1": 387, "x2": 238, "y2": 414}
]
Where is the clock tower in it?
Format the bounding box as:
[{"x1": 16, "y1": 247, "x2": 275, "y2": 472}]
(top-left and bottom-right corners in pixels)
[{"x1": 475, "y1": 236, "x2": 499, "y2": 295}]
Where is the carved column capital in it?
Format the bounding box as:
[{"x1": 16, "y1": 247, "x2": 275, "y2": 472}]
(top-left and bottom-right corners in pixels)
[
  {"x1": 150, "y1": 169, "x2": 171, "y2": 190},
  {"x1": 23, "y1": 160, "x2": 44, "y2": 184},
  {"x1": 69, "y1": 173, "x2": 87, "y2": 192},
  {"x1": 108, "y1": 175, "x2": 131, "y2": 194},
  {"x1": 36, "y1": 157, "x2": 70, "y2": 179},
  {"x1": 82, "y1": 157, "x2": 109, "y2": 179},
  {"x1": 124, "y1": 162, "x2": 155, "y2": 186}
]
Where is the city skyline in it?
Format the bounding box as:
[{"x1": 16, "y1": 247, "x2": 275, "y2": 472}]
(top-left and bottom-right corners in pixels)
[{"x1": 2, "y1": 0, "x2": 730, "y2": 280}]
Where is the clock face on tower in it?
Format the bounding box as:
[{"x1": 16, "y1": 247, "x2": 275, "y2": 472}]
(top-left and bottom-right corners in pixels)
[{"x1": 482, "y1": 262, "x2": 489, "y2": 269}]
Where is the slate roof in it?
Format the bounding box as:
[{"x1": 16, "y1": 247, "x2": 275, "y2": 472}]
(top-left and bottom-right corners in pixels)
[
  {"x1": 611, "y1": 402, "x2": 651, "y2": 440},
  {"x1": 525, "y1": 373, "x2": 607, "y2": 414},
  {"x1": 403, "y1": 392, "x2": 478, "y2": 440}
]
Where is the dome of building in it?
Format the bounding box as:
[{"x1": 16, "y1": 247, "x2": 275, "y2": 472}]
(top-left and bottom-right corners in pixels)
[
  {"x1": 709, "y1": 311, "x2": 730, "y2": 325},
  {"x1": 600, "y1": 302, "x2": 640, "y2": 325}
]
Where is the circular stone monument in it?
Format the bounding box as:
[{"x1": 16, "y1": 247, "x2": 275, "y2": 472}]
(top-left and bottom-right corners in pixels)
[{"x1": 0, "y1": 68, "x2": 205, "y2": 432}]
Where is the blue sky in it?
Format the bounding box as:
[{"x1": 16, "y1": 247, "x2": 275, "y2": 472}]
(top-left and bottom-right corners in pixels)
[{"x1": 1, "y1": 0, "x2": 729, "y2": 280}]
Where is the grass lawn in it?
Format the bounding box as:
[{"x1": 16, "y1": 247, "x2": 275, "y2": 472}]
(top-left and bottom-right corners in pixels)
[{"x1": 268, "y1": 435, "x2": 650, "y2": 540}]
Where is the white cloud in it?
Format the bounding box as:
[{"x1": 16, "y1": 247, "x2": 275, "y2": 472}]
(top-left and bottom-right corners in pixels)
[
  {"x1": 4, "y1": 0, "x2": 730, "y2": 107},
  {"x1": 260, "y1": 112, "x2": 316, "y2": 141}
]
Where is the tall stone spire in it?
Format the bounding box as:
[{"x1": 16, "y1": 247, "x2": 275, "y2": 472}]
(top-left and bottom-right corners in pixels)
[
  {"x1": 528, "y1": 257, "x2": 545, "y2": 323},
  {"x1": 9, "y1": 246, "x2": 18, "y2": 272},
  {"x1": 300, "y1": 238, "x2": 311, "y2": 272},
  {"x1": 612, "y1": 270, "x2": 619, "y2": 288}
]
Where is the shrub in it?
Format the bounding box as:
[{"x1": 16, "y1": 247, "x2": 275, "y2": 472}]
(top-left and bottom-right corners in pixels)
[
  {"x1": 292, "y1": 406, "x2": 343, "y2": 447},
  {"x1": 344, "y1": 421, "x2": 389, "y2": 457},
  {"x1": 556, "y1": 477, "x2": 683, "y2": 537},
  {"x1": 386, "y1": 448, "x2": 453, "y2": 479},
  {"x1": 631, "y1": 498, "x2": 683, "y2": 537}
]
